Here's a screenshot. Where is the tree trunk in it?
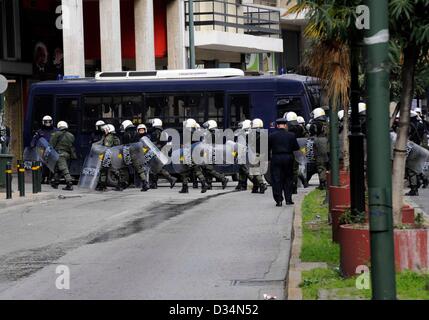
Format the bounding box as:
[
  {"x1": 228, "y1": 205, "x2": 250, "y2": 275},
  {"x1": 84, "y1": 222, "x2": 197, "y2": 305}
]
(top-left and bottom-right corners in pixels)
[{"x1": 392, "y1": 44, "x2": 418, "y2": 226}]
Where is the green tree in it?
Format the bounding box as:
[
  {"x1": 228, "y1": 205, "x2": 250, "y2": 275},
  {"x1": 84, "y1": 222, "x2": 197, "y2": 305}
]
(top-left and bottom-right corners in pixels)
[{"x1": 389, "y1": 0, "x2": 429, "y2": 225}]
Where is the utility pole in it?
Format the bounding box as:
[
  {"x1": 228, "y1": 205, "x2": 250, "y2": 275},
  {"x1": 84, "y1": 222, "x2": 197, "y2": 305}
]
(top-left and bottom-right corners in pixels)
[
  {"x1": 364, "y1": 0, "x2": 397, "y2": 300},
  {"x1": 329, "y1": 106, "x2": 340, "y2": 186},
  {"x1": 349, "y1": 46, "x2": 366, "y2": 217},
  {"x1": 188, "y1": 0, "x2": 196, "y2": 69}
]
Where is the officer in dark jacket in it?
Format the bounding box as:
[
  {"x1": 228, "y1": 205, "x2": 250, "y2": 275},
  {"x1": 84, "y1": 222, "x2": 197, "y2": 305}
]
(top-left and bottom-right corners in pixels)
[
  {"x1": 50, "y1": 121, "x2": 77, "y2": 191},
  {"x1": 268, "y1": 118, "x2": 300, "y2": 207}
]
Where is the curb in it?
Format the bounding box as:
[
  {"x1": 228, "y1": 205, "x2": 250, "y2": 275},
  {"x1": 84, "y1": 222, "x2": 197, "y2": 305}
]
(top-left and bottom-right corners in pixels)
[
  {"x1": 0, "y1": 193, "x2": 59, "y2": 209},
  {"x1": 286, "y1": 190, "x2": 306, "y2": 300}
]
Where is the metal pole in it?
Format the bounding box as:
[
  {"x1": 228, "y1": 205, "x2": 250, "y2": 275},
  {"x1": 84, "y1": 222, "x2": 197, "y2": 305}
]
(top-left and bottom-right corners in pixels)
[
  {"x1": 17, "y1": 160, "x2": 25, "y2": 197},
  {"x1": 37, "y1": 161, "x2": 42, "y2": 193},
  {"x1": 364, "y1": 0, "x2": 396, "y2": 300},
  {"x1": 32, "y1": 161, "x2": 38, "y2": 194},
  {"x1": 349, "y1": 46, "x2": 366, "y2": 217},
  {"x1": 5, "y1": 161, "x2": 12, "y2": 199},
  {"x1": 188, "y1": 0, "x2": 196, "y2": 69},
  {"x1": 329, "y1": 106, "x2": 340, "y2": 186}
]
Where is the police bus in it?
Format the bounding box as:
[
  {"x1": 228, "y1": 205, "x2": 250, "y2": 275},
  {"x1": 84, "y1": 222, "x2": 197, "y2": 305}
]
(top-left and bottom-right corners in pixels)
[{"x1": 24, "y1": 68, "x2": 321, "y2": 176}]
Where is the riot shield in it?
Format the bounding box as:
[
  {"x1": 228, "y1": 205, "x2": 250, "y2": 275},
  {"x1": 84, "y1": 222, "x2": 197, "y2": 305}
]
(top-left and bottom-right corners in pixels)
[
  {"x1": 78, "y1": 144, "x2": 107, "y2": 190},
  {"x1": 23, "y1": 137, "x2": 59, "y2": 172},
  {"x1": 406, "y1": 141, "x2": 429, "y2": 174},
  {"x1": 313, "y1": 137, "x2": 329, "y2": 163},
  {"x1": 295, "y1": 138, "x2": 309, "y2": 165}
]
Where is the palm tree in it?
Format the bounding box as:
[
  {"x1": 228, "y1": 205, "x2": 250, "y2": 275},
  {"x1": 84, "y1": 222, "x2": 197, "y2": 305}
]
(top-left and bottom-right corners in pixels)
[{"x1": 286, "y1": 0, "x2": 363, "y2": 171}]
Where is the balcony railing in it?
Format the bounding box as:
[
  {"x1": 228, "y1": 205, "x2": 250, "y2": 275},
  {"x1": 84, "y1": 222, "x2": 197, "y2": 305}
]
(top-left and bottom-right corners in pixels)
[{"x1": 185, "y1": 0, "x2": 281, "y2": 38}]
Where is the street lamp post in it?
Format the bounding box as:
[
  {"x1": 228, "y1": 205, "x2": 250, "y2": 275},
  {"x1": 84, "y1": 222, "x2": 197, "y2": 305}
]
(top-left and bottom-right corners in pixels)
[
  {"x1": 188, "y1": 0, "x2": 196, "y2": 69},
  {"x1": 364, "y1": 0, "x2": 397, "y2": 300}
]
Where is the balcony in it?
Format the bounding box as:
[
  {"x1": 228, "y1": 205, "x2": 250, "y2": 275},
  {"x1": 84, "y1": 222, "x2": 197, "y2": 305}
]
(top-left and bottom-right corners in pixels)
[{"x1": 185, "y1": 0, "x2": 283, "y2": 53}]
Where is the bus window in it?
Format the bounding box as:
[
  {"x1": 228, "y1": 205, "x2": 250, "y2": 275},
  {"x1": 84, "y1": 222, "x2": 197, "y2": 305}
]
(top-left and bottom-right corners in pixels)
[
  {"x1": 277, "y1": 97, "x2": 304, "y2": 118},
  {"x1": 229, "y1": 94, "x2": 250, "y2": 129},
  {"x1": 32, "y1": 95, "x2": 54, "y2": 132},
  {"x1": 207, "y1": 93, "x2": 224, "y2": 128},
  {"x1": 121, "y1": 96, "x2": 143, "y2": 124},
  {"x1": 56, "y1": 97, "x2": 80, "y2": 134},
  {"x1": 145, "y1": 93, "x2": 206, "y2": 129}
]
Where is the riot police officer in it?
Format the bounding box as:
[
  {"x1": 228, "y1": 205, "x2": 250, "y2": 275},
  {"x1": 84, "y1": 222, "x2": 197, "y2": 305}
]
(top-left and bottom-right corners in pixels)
[
  {"x1": 147, "y1": 118, "x2": 177, "y2": 189},
  {"x1": 137, "y1": 124, "x2": 148, "y2": 138},
  {"x1": 179, "y1": 119, "x2": 209, "y2": 194},
  {"x1": 50, "y1": 121, "x2": 77, "y2": 191},
  {"x1": 90, "y1": 120, "x2": 106, "y2": 144},
  {"x1": 286, "y1": 112, "x2": 308, "y2": 191},
  {"x1": 97, "y1": 124, "x2": 123, "y2": 192},
  {"x1": 358, "y1": 103, "x2": 367, "y2": 135},
  {"x1": 409, "y1": 111, "x2": 425, "y2": 146},
  {"x1": 338, "y1": 110, "x2": 345, "y2": 134},
  {"x1": 249, "y1": 119, "x2": 268, "y2": 194},
  {"x1": 201, "y1": 119, "x2": 228, "y2": 190},
  {"x1": 297, "y1": 116, "x2": 309, "y2": 137},
  {"x1": 309, "y1": 107, "x2": 329, "y2": 190},
  {"x1": 121, "y1": 120, "x2": 150, "y2": 192},
  {"x1": 235, "y1": 119, "x2": 252, "y2": 191},
  {"x1": 34, "y1": 115, "x2": 57, "y2": 183},
  {"x1": 268, "y1": 118, "x2": 300, "y2": 206}
]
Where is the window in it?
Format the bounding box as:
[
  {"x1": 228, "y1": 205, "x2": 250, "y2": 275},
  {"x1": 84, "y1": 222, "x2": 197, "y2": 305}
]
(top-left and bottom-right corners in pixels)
[
  {"x1": 229, "y1": 94, "x2": 250, "y2": 129},
  {"x1": 207, "y1": 93, "x2": 224, "y2": 127},
  {"x1": 277, "y1": 97, "x2": 304, "y2": 118},
  {"x1": 0, "y1": 0, "x2": 21, "y2": 60},
  {"x1": 32, "y1": 95, "x2": 54, "y2": 131},
  {"x1": 82, "y1": 95, "x2": 143, "y2": 132},
  {"x1": 56, "y1": 98, "x2": 80, "y2": 134},
  {"x1": 145, "y1": 93, "x2": 208, "y2": 129}
]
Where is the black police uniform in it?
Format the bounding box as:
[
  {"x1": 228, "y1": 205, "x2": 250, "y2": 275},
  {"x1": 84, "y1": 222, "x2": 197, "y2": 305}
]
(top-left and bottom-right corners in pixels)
[{"x1": 268, "y1": 120, "x2": 300, "y2": 206}]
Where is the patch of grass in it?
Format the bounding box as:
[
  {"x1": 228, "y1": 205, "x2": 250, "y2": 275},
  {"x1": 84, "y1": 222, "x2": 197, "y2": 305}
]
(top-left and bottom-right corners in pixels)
[
  {"x1": 301, "y1": 189, "x2": 339, "y2": 265},
  {"x1": 301, "y1": 268, "x2": 429, "y2": 300},
  {"x1": 300, "y1": 268, "x2": 371, "y2": 300},
  {"x1": 300, "y1": 190, "x2": 429, "y2": 300}
]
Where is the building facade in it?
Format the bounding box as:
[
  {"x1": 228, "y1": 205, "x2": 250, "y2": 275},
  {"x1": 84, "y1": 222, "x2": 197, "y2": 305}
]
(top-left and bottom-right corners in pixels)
[{"x1": 1, "y1": 0, "x2": 305, "y2": 162}]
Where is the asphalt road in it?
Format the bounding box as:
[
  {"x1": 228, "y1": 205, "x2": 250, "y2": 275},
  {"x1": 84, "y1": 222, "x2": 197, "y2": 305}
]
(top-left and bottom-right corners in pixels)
[{"x1": 0, "y1": 181, "x2": 299, "y2": 300}]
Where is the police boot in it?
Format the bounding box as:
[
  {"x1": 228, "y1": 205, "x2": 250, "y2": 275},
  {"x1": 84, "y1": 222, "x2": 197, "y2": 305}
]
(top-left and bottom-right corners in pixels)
[
  {"x1": 51, "y1": 179, "x2": 59, "y2": 189},
  {"x1": 221, "y1": 178, "x2": 228, "y2": 190},
  {"x1": 149, "y1": 181, "x2": 158, "y2": 189},
  {"x1": 235, "y1": 182, "x2": 246, "y2": 191},
  {"x1": 251, "y1": 185, "x2": 259, "y2": 193},
  {"x1": 169, "y1": 177, "x2": 178, "y2": 189},
  {"x1": 405, "y1": 188, "x2": 419, "y2": 196},
  {"x1": 259, "y1": 183, "x2": 267, "y2": 194},
  {"x1": 96, "y1": 184, "x2": 107, "y2": 192},
  {"x1": 141, "y1": 182, "x2": 149, "y2": 192},
  {"x1": 200, "y1": 181, "x2": 208, "y2": 193},
  {"x1": 192, "y1": 181, "x2": 199, "y2": 189},
  {"x1": 62, "y1": 182, "x2": 73, "y2": 191},
  {"x1": 179, "y1": 184, "x2": 189, "y2": 194}
]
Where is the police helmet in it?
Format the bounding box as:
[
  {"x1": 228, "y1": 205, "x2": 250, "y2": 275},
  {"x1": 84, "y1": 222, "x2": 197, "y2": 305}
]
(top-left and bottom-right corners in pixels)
[
  {"x1": 137, "y1": 124, "x2": 147, "y2": 131},
  {"x1": 358, "y1": 103, "x2": 366, "y2": 114},
  {"x1": 57, "y1": 121, "x2": 68, "y2": 130},
  {"x1": 252, "y1": 118, "x2": 264, "y2": 129},
  {"x1": 120, "y1": 120, "x2": 135, "y2": 132},
  {"x1": 312, "y1": 108, "x2": 326, "y2": 119},
  {"x1": 203, "y1": 120, "x2": 218, "y2": 130},
  {"x1": 297, "y1": 116, "x2": 305, "y2": 125},
  {"x1": 184, "y1": 118, "x2": 197, "y2": 129},
  {"x1": 239, "y1": 120, "x2": 252, "y2": 130},
  {"x1": 150, "y1": 118, "x2": 163, "y2": 128},
  {"x1": 96, "y1": 120, "x2": 106, "y2": 130},
  {"x1": 42, "y1": 115, "x2": 53, "y2": 127},
  {"x1": 338, "y1": 110, "x2": 344, "y2": 121}
]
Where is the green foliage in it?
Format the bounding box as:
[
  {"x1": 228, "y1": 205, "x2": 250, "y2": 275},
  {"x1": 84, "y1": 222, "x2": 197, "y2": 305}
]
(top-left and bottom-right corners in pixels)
[
  {"x1": 301, "y1": 189, "x2": 340, "y2": 265},
  {"x1": 302, "y1": 268, "x2": 429, "y2": 300},
  {"x1": 338, "y1": 208, "x2": 366, "y2": 225}
]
